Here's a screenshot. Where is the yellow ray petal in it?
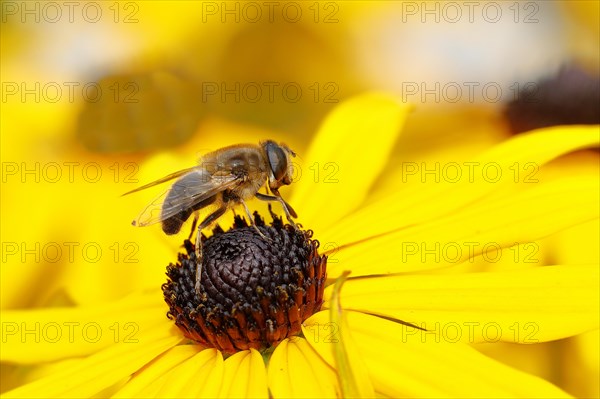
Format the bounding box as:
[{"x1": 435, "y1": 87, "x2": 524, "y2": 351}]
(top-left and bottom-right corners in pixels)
[
  {"x1": 328, "y1": 271, "x2": 374, "y2": 398},
  {"x1": 267, "y1": 339, "x2": 293, "y2": 395},
  {"x1": 267, "y1": 337, "x2": 340, "y2": 398},
  {"x1": 570, "y1": 330, "x2": 600, "y2": 398},
  {"x1": 305, "y1": 311, "x2": 572, "y2": 398},
  {"x1": 324, "y1": 125, "x2": 600, "y2": 245},
  {"x1": 189, "y1": 349, "x2": 225, "y2": 398},
  {"x1": 323, "y1": 266, "x2": 599, "y2": 343},
  {"x1": 369, "y1": 106, "x2": 508, "y2": 203},
  {"x1": 130, "y1": 348, "x2": 221, "y2": 398},
  {"x1": 533, "y1": 151, "x2": 600, "y2": 267},
  {"x1": 289, "y1": 93, "x2": 411, "y2": 231},
  {"x1": 3, "y1": 332, "x2": 182, "y2": 398},
  {"x1": 151, "y1": 348, "x2": 222, "y2": 398},
  {"x1": 244, "y1": 349, "x2": 270, "y2": 398},
  {"x1": 112, "y1": 345, "x2": 200, "y2": 398},
  {"x1": 329, "y1": 174, "x2": 599, "y2": 277},
  {"x1": 218, "y1": 349, "x2": 268, "y2": 398},
  {"x1": 1, "y1": 292, "x2": 169, "y2": 363},
  {"x1": 0, "y1": 154, "x2": 174, "y2": 308}
]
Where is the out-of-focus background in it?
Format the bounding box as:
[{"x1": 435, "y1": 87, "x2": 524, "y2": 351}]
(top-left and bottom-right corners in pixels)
[{"x1": 1, "y1": 1, "x2": 598, "y2": 396}]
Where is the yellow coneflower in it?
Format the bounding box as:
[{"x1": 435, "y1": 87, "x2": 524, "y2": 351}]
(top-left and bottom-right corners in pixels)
[{"x1": 2, "y1": 94, "x2": 598, "y2": 397}]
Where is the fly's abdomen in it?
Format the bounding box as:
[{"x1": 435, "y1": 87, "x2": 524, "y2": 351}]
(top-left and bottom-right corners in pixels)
[
  {"x1": 160, "y1": 171, "x2": 217, "y2": 235},
  {"x1": 162, "y1": 209, "x2": 193, "y2": 235},
  {"x1": 161, "y1": 195, "x2": 217, "y2": 234}
]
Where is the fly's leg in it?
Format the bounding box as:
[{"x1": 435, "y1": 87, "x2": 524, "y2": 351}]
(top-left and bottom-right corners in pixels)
[
  {"x1": 194, "y1": 206, "x2": 227, "y2": 295},
  {"x1": 188, "y1": 213, "x2": 199, "y2": 241},
  {"x1": 255, "y1": 192, "x2": 298, "y2": 227},
  {"x1": 240, "y1": 199, "x2": 271, "y2": 241},
  {"x1": 194, "y1": 238, "x2": 204, "y2": 296}
]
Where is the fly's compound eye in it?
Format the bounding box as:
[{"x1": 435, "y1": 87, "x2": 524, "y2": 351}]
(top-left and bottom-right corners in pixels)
[{"x1": 266, "y1": 142, "x2": 289, "y2": 184}]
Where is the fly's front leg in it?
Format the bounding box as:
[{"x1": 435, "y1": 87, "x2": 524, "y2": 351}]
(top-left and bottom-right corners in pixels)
[
  {"x1": 255, "y1": 191, "x2": 298, "y2": 227},
  {"x1": 240, "y1": 199, "x2": 271, "y2": 241},
  {"x1": 194, "y1": 205, "x2": 227, "y2": 295}
]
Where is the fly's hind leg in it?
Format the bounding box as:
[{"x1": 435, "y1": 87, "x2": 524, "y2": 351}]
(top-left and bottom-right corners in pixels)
[
  {"x1": 194, "y1": 206, "x2": 228, "y2": 295},
  {"x1": 188, "y1": 213, "x2": 199, "y2": 241}
]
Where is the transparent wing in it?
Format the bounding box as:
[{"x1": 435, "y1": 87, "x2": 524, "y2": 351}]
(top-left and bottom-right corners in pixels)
[
  {"x1": 131, "y1": 188, "x2": 172, "y2": 227},
  {"x1": 122, "y1": 166, "x2": 198, "y2": 196},
  {"x1": 132, "y1": 169, "x2": 240, "y2": 227}
]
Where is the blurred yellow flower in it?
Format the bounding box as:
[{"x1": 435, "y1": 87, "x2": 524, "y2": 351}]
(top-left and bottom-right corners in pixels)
[{"x1": 2, "y1": 94, "x2": 598, "y2": 398}]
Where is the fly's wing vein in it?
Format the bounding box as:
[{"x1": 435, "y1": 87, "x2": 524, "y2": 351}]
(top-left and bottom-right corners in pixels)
[{"x1": 122, "y1": 166, "x2": 197, "y2": 196}]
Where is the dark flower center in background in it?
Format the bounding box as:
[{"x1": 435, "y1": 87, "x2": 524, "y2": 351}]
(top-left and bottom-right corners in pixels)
[
  {"x1": 504, "y1": 65, "x2": 600, "y2": 134},
  {"x1": 162, "y1": 212, "x2": 327, "y2": 354}
]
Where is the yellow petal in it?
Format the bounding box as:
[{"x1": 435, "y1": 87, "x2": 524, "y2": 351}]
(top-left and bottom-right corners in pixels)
[
  {"x1": 305, "y1": 311, "x2": 571, "y2": 398},
  {"x1": 218, "y1": 349, "x2": 268, "y2": 398},
  {"x1": 266, "y1": 339, "x2": 293, "y2": 396},
  {"x1": 267, "y1": 337, "x2": 339, "y2": 398},
  {"x1": 152, "y1": 348, "x2": 222, "y2": 398},
  {"x1": 129, "y1": 348, "x2": 222, "y2": 398},
  {"x1": 243, "y1": 349, "x2": 270, "y2": 398},
  {"x1": 369, "y1": 106, "x2": 508, "y2": 202},
  {"x1": 190, "y1": 349, "x2": 224, "y2": 398},
  {"x1": 323, "y1": 266, "x2": 599, "y2": 343},
  {"x1": 3, "y1": 333, "x2": 182, "y2": 398},
  {"x1": 570, "y1": 330, "x2": 600, "y2": 397},
  {"x1": 112, "y1": 345, "x2": 200, "y2": 398},
  {"x1": 324, "y1": 125, "x2": 600, "y2": 246},
  {"x1": 1, "y1": 292, "x2": 169, "y2": 363},
  {"x1": 328, "y1": 272, "x2": 374, "y2": 398},
  {"x1": 0, "y1": 147, "x2": 170, "y2": 308},
  {"x1": 329, "y1": 173, "x2": 599, "y2": 277},
  {"x1": 537, "y1": 151, "x2": 600, "y2": 266},
  {"x1": 289, "y1": 93, "x2": 411, "y2": 231}
]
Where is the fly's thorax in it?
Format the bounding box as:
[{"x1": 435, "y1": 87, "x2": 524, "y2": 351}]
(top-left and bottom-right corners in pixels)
[
  {"x1": 234, "y1": 171, "x2": 269, "y2": 200},
  {"x1": 203, "y1": 144, "x2": 268, "y2": 179}
]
